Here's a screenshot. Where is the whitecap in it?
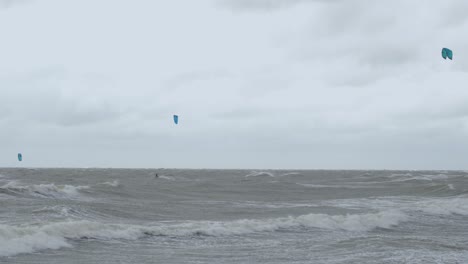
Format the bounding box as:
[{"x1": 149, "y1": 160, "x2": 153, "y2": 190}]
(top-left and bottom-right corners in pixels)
[
  {"x1": 0, "y1": 210, "x2": 406, "y2": 257},
  {"x1": 0, "y1": 181, "x2": 89, "y2": 199},
  {"x1": 100, "y1": 180, "x2": 120, "y2": 187},
  {"x1": 245, "y1": 171, "x2": 275, "y2": 178}
]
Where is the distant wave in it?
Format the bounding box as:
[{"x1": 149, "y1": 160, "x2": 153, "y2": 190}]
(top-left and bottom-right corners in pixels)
[
  {"x1": 99, "y1": 180, "x2": 120, "y2": 187},
  {"x1": 280, "y1": 172, "x2": 303, "y2": 177},
  {"x1": 158, "y1": 175, "x2": 175, "y2": 181},
  {"x1": 385, "y1": 173, "x2": 454, "y2": 183},
  {"x1": 33, "y1": 205, "x2": 84, "y2": 218},
  {"x1": 228, "y1": 201, "x2": 319, "y2": 209},
  {"x1": 297, "y1": 183, "x2": 373, "y2": 189},
  {"x1": 0, "y1": 181, "x2": 89, "y2": 199},
  {"x1": 0, "y1": 210, "x2": 406, "y2": 257},
  {"x1": 416, "y1": 197, "x2": 468, "y2": 216},
  {"x1": 389, "y1": 173, "x2": 414, "y2": 177},
  {"x1": 389, "y1": 176, "x2": 448, "y2": 183},
  {"x1": 245, "y1": 171, "x2": 275, "y2": 178},
  {"x1": 323, "y1": 196, "x2": 468, "y2": 217}
]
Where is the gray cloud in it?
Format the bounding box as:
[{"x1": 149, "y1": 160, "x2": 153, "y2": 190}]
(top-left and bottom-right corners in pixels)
[
  {"x1": 0, "y1": 0, "x2": 30, "y2": 8},
  {"x1": 219, "y1": 0, "x2": 336, "y2": 11},
  {"x1": 0, "y1": 68, "x2": 124, "y2": 128},
  {"x1": 164, "y1": 70, "x2": 232, "y2": 91},
  {"x1": 0, "y1": 0, "x2": 467, "y2": 169}
]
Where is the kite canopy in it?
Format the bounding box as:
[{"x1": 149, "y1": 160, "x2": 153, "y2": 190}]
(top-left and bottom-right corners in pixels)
[
  {"x1": 442, "y1": 48, "x2": 453, "y2": 60},
  {"x1": 17, "y1": 153, "x2": 22, "y2": 162},
  {"x1": 173, "y1": 115, "x2": 179, "y2": 125}
]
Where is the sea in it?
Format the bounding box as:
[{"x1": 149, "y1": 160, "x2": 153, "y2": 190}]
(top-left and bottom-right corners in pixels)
[{"x1": 1, "y1": 168, "x2": 467, "y2": 263}]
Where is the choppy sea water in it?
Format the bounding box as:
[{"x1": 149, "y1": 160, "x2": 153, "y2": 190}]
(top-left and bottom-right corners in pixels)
[{"x1": 1, "y1": 168, "x2": 468, "y2": 263}]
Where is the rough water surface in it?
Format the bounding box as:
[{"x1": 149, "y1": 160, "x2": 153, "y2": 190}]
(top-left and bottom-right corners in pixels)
[{"x1": 1, "y1": 168, "x2": 467, "y2": 263}]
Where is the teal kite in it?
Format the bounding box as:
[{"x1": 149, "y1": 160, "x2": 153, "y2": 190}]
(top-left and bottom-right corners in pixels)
[
  {"x1": 17, "y1": 153, "x2": 22, "y2": 162},
  {"x1": 173, "y1": 115, "x2": 179, "y2": 125},
  {"x1": 442, "y1": 48, "x2": 453, "y2": 60}
]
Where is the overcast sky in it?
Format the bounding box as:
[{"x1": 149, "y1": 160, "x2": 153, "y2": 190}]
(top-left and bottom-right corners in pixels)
[{"x1": 0, "y1": 0, "x2": 468, "y2": 169}]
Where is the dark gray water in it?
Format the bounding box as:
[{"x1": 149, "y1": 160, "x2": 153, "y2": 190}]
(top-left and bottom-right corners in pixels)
[{"x1": 1, "y1": 168, "x2": 468, "y2": 263}]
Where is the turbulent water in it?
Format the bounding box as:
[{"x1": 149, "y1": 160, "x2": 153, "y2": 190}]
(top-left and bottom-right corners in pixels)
[{"x1": 1, "y1": 169, "x2": 468, "y2": 263}]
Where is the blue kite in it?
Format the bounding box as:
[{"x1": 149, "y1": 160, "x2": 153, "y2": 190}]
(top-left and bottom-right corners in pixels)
[{"x1": 442, "y1": 48, "x2": 453, "y2": 60}]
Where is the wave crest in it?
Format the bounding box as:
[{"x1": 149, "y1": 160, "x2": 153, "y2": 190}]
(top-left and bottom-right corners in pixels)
[
  {"x1": 0, "y1": 210, "x2": 406, "y2": 257},
  {"x1": 245, "y1": 171, "x2": 275, "y2": 178},
  {"x1": 99, "y1": 180, "x2": 120, "y2": 187},
  {"x1": 0, "y1": 181, "x2": 89, "y2": 199},
  {"x1": 417, "y1": 198, "x2": 468, "y2": 216}
]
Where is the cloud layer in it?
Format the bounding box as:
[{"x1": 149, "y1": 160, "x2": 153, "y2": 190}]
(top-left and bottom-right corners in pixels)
[{"x1": 0, "y1": 0, "x2": 467, "y2": 169}]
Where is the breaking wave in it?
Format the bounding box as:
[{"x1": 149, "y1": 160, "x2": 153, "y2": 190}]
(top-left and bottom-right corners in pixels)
[
  {"x1": 386, "y1": 173, "x2": 454, "y2": 183},
  {"x1": 416, "y1": 197, "x2": 468, "y2": 216},
  {"x1": 0, "y1": 210, "x2": 406, "y2": 257},
  {"x1": 100, "y1": 180, "x2": 120, "y2": 187},
  {"x1": 0, "y1": 181, "x2": 89, "y2": 199},
  {"x1": 32, "y1": 205, "x2": 100, "y2": 220},
  {"x1": 297, "y1": 183, "x2": 373, "y2": 189},
  {"x1": 280, "y1": 172, "x2": 303, "y2": 177},
  {"x1": 245, "y1": 171, "x2": 275, "y2": 178},
  {"x1": 158, "y1": 175, "x2": 175, "y2": 181},
  {"x1": 322, "y1": 196, "x2": 468, "y2": 217}
]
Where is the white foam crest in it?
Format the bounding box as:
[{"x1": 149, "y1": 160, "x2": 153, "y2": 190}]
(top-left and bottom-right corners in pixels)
[
  {"x1": 232, "y1": 201, "x2": 319, "y2": 209},
  {"x1": 416, "y1": 198, "x2": 468, "y2": 216},
  {"x1": 0, "y1": 181, "x2": 89, "y2": 199},
  {"x1": 0, "y1": 210, "x2": 406, "y2": 257},
  {"x1": 389, "y1": 177, "x2": 433, "y2": 182},
  {"x1": 297, "y1": 183, "x2": 372, "y2": 189},
  {"x1": 158, "y1": 175, "x2": 175, "y2": 181},
  {"x1": 389, "y1": 173, "x2": 413, "y2": 177},
  {"x1": 280, "y1": 172, "x2": 302, "y2": 176},
  {"x1": 0, "y1": 225, "x2": 71, "y2": 257},
  {"x1": 324, "y1": 196, "x2": 468, "y2": 217},
  {"x1": 387, "y1": 173, "x2": 452, "y2": 183},
  {"x1": 100, "y1": 180, "x2": 120, "y2": 187},
  {"x1": 290, "y1": 210, "x2": 406, "y2": 232},
  {"x1": 245, "y1": 171, "x2": 275, "y2": 178},
  {"x1": 321, "y1": 197, "x2": 410, "y2": 211},
  {"x1": 0, "y1": 221, "x2": 143, "y2": 257},
  {"x1": 422, "y1": 174, "x2": 451, "y2": 180}
]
